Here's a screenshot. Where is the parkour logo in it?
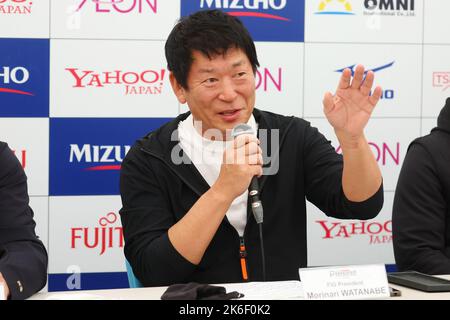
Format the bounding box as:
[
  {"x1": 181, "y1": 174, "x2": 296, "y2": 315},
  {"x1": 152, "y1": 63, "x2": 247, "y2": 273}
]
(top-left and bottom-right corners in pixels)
[
  {"x1": 315, "y1": 0, "x2": 355, "y2": 15},
  {"x1": 181, "y1": 0, "x2": 305, "y2": 42}
]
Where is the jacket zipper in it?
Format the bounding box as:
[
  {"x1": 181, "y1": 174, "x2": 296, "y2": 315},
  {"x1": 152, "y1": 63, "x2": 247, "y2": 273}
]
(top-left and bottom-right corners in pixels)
[{"x1": 239, "y1": 236, "x2": 249, "y2": 281}]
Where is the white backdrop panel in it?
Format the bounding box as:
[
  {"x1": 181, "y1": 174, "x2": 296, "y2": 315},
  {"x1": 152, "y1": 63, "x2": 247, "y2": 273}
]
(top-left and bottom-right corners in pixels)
[
  {"x1": 305, "y1": 118, "x2": 421, "y2": 192},
  {"x1": 50, "y1": 0, "x2": 179, "y2": 40},
  {"x1": 0, "y1": 0, "x2": 49, "y2": 38},
  {"x1": 307, "y1": 192, "x2": 395, "y2": 266},
  {"x1": 49, "y1": 196, "x2": 124, "y2": 274},
  {"x1": 50, "y1": 39, "x2": 178, "y2": 118},
  {"x1": 0, "y1": 118, "x2": 49, "y2": 196},
  {"x1": 304, "y1": 43, "x2": 422, "y2": 118}
]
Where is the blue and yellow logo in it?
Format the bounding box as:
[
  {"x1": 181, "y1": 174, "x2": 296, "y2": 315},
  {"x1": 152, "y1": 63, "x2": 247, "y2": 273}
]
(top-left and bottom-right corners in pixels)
[{"x1": 315, "y1": 0, "x2": 354, "y2": 15}]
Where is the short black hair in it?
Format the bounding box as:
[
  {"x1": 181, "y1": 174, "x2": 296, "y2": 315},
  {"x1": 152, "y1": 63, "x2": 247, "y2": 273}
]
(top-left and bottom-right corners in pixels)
[{"x1": 165, "y1": 9, "x2": 259, "y2": 89}]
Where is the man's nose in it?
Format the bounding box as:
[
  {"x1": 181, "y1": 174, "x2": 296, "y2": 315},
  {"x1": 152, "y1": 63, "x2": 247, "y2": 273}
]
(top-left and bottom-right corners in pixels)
[{"x1": 218, "y1": 78, "x2": 238, "y2": 101}]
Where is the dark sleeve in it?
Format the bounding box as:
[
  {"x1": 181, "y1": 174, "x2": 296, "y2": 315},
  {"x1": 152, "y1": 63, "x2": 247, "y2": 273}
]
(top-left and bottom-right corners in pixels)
[
  {"x1": 303, "y1": 122, "x2": 383, "y2": 220},
  {"x1": 393, "y1": 143, "x2": 450, "y2": 274},
  {"x1": 0, "y1": 143, "x2": 48, "y2": 300},
  {"x1": 119, "y1": 148, "x2": 196, "y2": 287}
]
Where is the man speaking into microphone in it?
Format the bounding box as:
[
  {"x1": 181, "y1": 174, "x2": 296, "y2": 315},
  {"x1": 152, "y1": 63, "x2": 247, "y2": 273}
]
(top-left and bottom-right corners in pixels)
[{"x1": 119, "y1": 10, "x2": 383, "y2": 287}]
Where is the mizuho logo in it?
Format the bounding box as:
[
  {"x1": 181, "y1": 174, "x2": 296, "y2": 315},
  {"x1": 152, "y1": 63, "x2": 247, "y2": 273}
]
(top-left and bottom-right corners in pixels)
[
  {"x1": 69, "y1": 144, "x2": 131, "y2": 171},
  {"x1": 200, "y1": 0, "x2": 287, "y2": 10},
  {"x1": 0, "y1": 66, "x2": 33, "y2": 96},
  {"x1": 0, "y1": 66, "x2": 29, "y2": 84}
]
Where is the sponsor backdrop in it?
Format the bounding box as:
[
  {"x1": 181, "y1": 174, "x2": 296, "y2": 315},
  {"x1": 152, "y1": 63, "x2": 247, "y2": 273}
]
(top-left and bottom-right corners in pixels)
[{"x1": 0, "y1": 0, "x2": 448, "y2": 292}]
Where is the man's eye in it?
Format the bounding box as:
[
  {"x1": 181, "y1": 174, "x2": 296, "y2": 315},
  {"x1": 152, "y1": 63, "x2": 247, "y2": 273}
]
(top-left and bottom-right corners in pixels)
[
  {"x1": 235, "y1": 72, "x2": 246, "y2": 78},
  {"x1": 204, "y1": 78, "x2": 217, "y2": 84}
]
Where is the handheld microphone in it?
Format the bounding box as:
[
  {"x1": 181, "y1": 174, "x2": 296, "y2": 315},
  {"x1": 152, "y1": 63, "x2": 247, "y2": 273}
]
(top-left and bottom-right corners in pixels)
[
  {"x1": 230, "y1": 123, "x2": 263, "y2": 224},
  {"x1": 231, "y1": 123, "x2": 266, "y2": 281}
]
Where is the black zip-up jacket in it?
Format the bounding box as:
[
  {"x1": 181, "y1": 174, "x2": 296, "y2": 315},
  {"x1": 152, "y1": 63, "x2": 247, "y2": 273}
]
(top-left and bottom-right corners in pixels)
[
  {"x1": 393, "y1": 97, "x2": 450, "y2": 274},
  {"x1": 120, "y1": 109, "x2": 383, "y2": 286},
  {"x1": 0, "y1": 142, "x2": 48, "y2": 299}
]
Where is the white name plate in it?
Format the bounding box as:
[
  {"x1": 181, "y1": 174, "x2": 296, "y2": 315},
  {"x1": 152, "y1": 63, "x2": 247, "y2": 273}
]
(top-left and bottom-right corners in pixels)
[{"x1": 299, "y1": 264, "x2": 390, "y2": 300}]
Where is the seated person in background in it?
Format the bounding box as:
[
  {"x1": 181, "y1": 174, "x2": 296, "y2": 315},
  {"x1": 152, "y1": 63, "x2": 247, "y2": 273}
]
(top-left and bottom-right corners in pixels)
[
  {"x1": 120, "y1": 9, "x2": 384, "y2": 287},
  {"x1": 0, "y1": 142, "x2": 48, "y2": 299},
  {"x1": 393, "y1": 97, "x2": 450, "y2": 274}
]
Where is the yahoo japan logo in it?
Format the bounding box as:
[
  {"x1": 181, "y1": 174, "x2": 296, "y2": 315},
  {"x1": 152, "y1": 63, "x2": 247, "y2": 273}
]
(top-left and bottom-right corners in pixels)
[
  {"x1": 316, "y1": 219, "x2": 392, "y2": 245},
  {"x1": 0, "y1": 0, "x2": 33, "y2": 14},
  {"x1": 65, "y1": 68, "x2": 166, "y2": 95}
]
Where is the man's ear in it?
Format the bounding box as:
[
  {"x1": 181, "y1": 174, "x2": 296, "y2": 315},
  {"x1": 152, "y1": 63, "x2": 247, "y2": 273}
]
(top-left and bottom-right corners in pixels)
[{"x1": 169, "y1": 72, "x2": 187, "y2": 104}]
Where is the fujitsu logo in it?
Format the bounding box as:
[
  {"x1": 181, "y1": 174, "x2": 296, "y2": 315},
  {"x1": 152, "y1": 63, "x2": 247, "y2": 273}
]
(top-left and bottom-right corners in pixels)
[
  {"x1": 316, "y1": 220, "x2": 392, "y2": 245},
  {"x1": 200, "y1": 0, "x2": 290, "y2": 21},
  {"x1": 75, "y1": 0, "x2": 157, "y2": 14},
  {"x1": 0, "y1": 0, "x2": 33, "y2": 14},
  {"x1": 71, "y1": 212, "x2": 123, "y2": 255},
  {"x1": 69, "y1": 144, "x2": 131, "y2": 171},
  {"x1": 65, "y1": 68, "x2": 166, "y2": 95},
  {"x1": 0, "y1": 66, "x2": 33, "y2": 96},
  {"x1": 12, "y1": 149, "x2": 27, "y2": 169}
]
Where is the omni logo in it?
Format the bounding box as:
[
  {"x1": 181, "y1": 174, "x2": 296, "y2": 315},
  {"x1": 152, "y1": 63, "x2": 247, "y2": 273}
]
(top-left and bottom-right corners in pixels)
[
  {"x1": 200, "y1": 0, "x2": 290, "y2": 21},
  {"x1": 315, "y1": 0, "x2": 354, "y2": 15}
]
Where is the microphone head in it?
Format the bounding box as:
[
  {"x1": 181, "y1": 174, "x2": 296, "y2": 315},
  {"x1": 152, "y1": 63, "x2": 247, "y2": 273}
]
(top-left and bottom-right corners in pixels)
[{"x1": 230, "y1": 123, "x2": 255, "y2": 138}]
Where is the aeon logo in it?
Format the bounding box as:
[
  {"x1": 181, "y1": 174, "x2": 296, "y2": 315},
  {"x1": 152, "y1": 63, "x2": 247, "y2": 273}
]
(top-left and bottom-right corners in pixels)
[
  {"x1": 0, "y1": 66, "x2": 33, "y2": 96},
  {"x1": 71, "y1": 212, "x2": 123, "y2": 256},
  {"x1": 69, "y1": 144, "x2": 131, "y2": 171},
  {"x1": 316, "y1": 220, "x2": 392, "y2": 245},
  {"x1": 336, "y1": 142, "x2": 400, "y2": 166},
  {"x1": 0, "y1": 0, "x2": 33, "y2": 14},
  {"x1": 255, "y1": 67, "x2": 282, "y2": 92},
  {"x1": 65, "y1": 68, "x2": 166, "y2": 95},
  {"x1": 75, "y1": 0, "x2": 157, "y2": 14},
  {"x1": 12, "y1": 149, "x2": 27, "y2": 169},
  {"x1": 200, "y1": 0, "x2": 290, "y2": 21}
]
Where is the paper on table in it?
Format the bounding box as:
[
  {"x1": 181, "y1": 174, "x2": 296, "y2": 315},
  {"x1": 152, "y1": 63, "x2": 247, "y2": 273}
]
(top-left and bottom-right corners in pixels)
[
  {"x1": 0, "y1": 284, "x2": 5, "y2": 300},
  {"x1": 223, "y1": 280, "x2": 304, "y2": 300}
]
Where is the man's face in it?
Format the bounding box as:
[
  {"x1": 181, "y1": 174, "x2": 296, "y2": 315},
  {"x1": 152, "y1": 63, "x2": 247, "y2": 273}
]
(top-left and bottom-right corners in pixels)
[{"x1": 171, "y1": 48, "x2": 256, "y2": 140}]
